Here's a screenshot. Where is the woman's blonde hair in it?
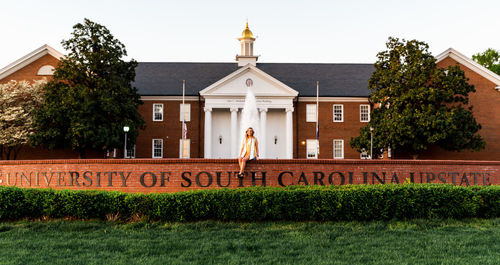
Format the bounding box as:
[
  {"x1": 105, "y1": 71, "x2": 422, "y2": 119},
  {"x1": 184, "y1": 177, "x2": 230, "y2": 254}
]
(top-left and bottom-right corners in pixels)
[{"x1": 245, "y1": 127, "x2": 254, "y2": 137}]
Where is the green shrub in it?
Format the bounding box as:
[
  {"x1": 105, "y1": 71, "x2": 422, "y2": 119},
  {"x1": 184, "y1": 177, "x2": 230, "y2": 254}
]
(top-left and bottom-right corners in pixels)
[{"x1": 0, "y1": 184, "x2": 497, "y2": 222}]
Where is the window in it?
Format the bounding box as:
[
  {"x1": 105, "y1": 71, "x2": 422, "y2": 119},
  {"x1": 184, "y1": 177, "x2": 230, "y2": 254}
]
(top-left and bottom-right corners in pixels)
[
  {"x1": 179, "y1": 104, "x2": 191, "y2": 122},
  {"x1": 360, "y1": 149, "x2": 370, "y2": 159},
  {"x1": 125, "y1": 145, "x2": 136, "y2": 158},
  {"x1": 333, "y1": 104, "x2": 343, "y2": 122},
  {"x1": 333, "y1": 139, "x2": 344, "y2": 159},
  {"x1": 106, "y1": 149, "x2": 117, "y2": 158},
  {"x1": 179, "y1": 139, "x2": 190, "y2": 158},
  {"x1": 37, "y1": 65, "x2": 55, "y2": 75},
  {"x1": 152, "y1": 139, "x2": 163, "y2": 158},
  {"x1": 306, "y1": 104, "x2": 317, "y2": 122},
  {"x1": 306, "y1": 139, "x2": 319, "y2": 159},
  {"x1": 360, "y1": 105, "x2": 370, "y2": 122},
  {"x1": 153, "y1": 104, "x2": 164, "y2": 121}
]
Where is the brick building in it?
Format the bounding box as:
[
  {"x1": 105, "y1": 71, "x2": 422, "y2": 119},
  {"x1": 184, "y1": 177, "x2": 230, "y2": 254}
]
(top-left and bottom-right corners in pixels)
[{"x1": 1, "y1": 23, "x2": 500, "y2": 160}]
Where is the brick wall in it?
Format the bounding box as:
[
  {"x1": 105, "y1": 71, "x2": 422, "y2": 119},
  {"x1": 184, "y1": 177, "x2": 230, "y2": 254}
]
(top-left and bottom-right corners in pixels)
[
  {"x1": 137, "y1": 100, "x2": 202, "y2": 158},
  {"x1": 3, "y1": 51, "x2": 499, "y2": 161},
  {"x1": 407, "y1": 57, "x2": 500, "y2": 160},
  {"x1": 135, "y1": 100, "x2": 369, "y2": 159},
  {"x1": 0, "y1": 54, "x2": 87, "y2": 159},
  {"x1": 0, "y1": 159, "x2": 496, "y2": 193},
  {"x1": 0, "y1": 54, "x2": 58, "y2": 83},
  {"x1": 296, "y1": 101, "x2": 368, "y2": 159}
]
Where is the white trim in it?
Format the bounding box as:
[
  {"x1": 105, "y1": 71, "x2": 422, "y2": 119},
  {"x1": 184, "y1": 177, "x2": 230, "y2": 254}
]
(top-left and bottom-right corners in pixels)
[
  {"x1": 333, "y1": 139, "x2": 344, "y2": 159},
  {"x1": 299, "y1": 97, "x2": 369, "y2": 102},
  {"x1": 306, "y1": 139, "x2": 319, "y2": 159},
  {"x1": 37, "y1": 65, "x2": 55, "y2": 76},
  {"x1": 306, "y1": 104, "x2": 317, "y2": 122},
  {"x1": 141, "y1": 96, "x2": 199, "y2": 101},
  {"x1": 153, "y1": 103, "x2": 164, "y2": 121},
  {"x1": 360, "y1": 104, "x2": 370, "y2": 122},
  {"x1": 436, "y1": 48, "x2": 500, "y2": 87},
  {"x1": 199, "y1": 64, "x2": 298, "y2": 97},
  {"x1": 179, "y1": 103, "x2": 191, "y2": 122},
  {"x1": 360, "y1": 149, "x2": 370, "y2": 159},
  {"x1": 0, "y1": 44, "x2": 64, "y2": 80},
  {"x1": 179, "y1": 139, "x2": 190, "y2": 158},
  {"x1": 125, "y1": 145, "x2": 136, "y2": 158},
  {"x1": 152, "y1": 139, "x2": 163, "y2": 158},
  {"x1": 333, "y1": 104, "x2": 344, "y2": 122}
]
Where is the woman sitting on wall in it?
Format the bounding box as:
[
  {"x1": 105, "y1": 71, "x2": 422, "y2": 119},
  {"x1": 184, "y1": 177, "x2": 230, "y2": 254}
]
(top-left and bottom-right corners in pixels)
[{"x1": 238, "y1": 127, "x2": 259, "y2": 177}]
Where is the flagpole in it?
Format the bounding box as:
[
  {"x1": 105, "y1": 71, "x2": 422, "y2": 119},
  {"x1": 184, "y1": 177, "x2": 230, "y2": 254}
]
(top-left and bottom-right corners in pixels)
[
  {"x1": 182, "y1": 80, "x2": 185, "y2": 140},
  {"x1": 316, "y1": 81, "x2": 319, "y2": 157},
  {"x1": 181, "y1": 80, "x2": 186, "y2": 158}
]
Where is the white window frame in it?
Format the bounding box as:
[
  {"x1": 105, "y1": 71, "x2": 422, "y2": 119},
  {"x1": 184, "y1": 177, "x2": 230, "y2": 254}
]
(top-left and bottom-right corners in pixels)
[
  {"x1": 306, "y1": 139, "x2": 319, "y2": 159},
  {"x1": 360, "y1": 104, "x2": 370, "y2": 122},
  {"x1": 333, "y1": 139, "x2": 344, "y2": 159},
  {"x1": 360, "y1": 149, "x2": 371, "y2": 159},
  {"x1": 306, "y1": 104, "x2": 317, "y2": 122},
  {"x1": 179, "y1": 104, "x2": 191, "y2": 122},
  {"x1": 333, "y1": 104, "x2": 344, "y2": 122},
  {"x1": 152, "y1": 139, "x2": 163, "y2": 158},
  {"x1": 153, "y1": 104, "x2": 164, "y2": 121},
  {"x1": 106, "y1": 149, "x2": 117, "y2": 158},
  {"x1": 125, "y1": 145, "x2": 136, "y2": 158},
  {"x1": 179, "y1": 139, "x2": 191, "y2": 158}
]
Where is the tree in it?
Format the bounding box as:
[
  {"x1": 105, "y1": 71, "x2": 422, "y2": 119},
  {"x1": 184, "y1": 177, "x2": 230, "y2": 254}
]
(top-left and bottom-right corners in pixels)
[
  {"x1": 0, "y1": 80, "x2": 45, "y2": 159},
  {"x1": 350, "y1": 37, "x2": 485, "y2": 158},
  {"x1": 30, "y1": 19, "x2": 144, "y2": 158},
  {"x1": 472, "y1": 48, "x2": 500, "y2": 75}
]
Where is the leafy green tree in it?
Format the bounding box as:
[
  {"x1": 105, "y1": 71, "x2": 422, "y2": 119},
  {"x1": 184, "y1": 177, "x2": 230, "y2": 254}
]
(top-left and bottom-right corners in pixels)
[
  {"x1": 31, "y1": 19, "x2": 144, "y2": 158},
  {"x1": 472, "y1": 48, "x2": 500, "y2": 75},
  {"x1": 350, "y1": 37, "x2": 485, "y2": 158}
]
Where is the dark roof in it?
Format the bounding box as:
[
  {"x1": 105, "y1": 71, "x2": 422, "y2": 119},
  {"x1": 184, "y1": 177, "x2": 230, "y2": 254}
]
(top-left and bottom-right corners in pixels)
[{"x1": 133, "y1": 62, "x2": 374, "y2": 97}]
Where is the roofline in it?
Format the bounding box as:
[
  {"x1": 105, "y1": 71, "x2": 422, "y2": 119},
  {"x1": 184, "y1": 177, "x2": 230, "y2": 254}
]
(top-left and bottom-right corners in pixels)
[
  {"x1": 199, "y1": 64, "x2": 299, "y2": 97},
  {"x1": 0, "y1": 44, "x2": 65, "y2": 80},
  {"x1": 436, "y1": 48, "x2": 500, "y2": 88},
  {"x1": 135, "y1": 62, "x2": 374, "y2": 65}
]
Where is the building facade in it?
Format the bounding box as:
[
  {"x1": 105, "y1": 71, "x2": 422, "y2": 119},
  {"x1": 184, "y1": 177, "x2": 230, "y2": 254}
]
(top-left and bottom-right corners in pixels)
[{"x1": 1, "y1": 24, "x2": 500, "y2": 160}]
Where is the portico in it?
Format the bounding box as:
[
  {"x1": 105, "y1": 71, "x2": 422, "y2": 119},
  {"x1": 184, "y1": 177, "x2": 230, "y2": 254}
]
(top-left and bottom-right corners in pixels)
[{"x1": 200, "y1": 64, "x2": 298, "y2": 159}]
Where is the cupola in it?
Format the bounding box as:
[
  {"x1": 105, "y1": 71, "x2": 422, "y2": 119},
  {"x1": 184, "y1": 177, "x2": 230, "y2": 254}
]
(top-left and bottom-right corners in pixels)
[{"x1": 236, "y1": 21, "x2": 259, "y2": 66}]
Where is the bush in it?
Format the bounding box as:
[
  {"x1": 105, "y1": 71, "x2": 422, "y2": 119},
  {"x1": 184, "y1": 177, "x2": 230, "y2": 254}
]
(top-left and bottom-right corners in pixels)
[{"x1": 0, "y1": 184, "x2": 497, "y2": 221}]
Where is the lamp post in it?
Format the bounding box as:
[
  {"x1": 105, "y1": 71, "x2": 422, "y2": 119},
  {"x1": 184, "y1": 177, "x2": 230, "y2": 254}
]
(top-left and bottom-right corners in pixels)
[
  {"x1": 123, "y1": 126, "x2": 130, "y2": 158},
  {"x1": 370, "y1": 126, "x2": 374, "y2": 160}
]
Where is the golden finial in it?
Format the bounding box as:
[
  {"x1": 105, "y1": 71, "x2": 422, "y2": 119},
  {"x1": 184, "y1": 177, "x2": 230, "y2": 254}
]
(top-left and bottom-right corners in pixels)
[{"x1": 240, "y1": 20, "x2": 254, "y2": 39}]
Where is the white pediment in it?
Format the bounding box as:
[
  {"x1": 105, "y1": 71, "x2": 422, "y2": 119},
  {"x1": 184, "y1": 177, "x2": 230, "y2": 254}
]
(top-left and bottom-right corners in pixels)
[
  {"x1": 0, "y1": 44, "x2": 64, "y2": 81},
  {"x1": 436, "y1": 48, "x2": 500, "y2": 90},
  {"x1": 200, "y1": 64, "x2": 298, "y2": 98}
]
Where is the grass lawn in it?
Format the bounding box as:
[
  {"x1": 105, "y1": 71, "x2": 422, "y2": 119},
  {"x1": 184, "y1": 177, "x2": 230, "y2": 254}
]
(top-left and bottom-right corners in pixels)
[{"x1": 0, "y1": 219, "x2": 498, "y2": 265}]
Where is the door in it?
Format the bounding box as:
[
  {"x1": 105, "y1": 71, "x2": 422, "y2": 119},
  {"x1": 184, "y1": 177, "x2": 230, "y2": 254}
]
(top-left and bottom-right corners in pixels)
[
  {"x1": 212, "y1": 109, "x2": 232, "y2": 158},
  {"x1": 265, "y1": 109, "x2": 286, "y2": 158}
]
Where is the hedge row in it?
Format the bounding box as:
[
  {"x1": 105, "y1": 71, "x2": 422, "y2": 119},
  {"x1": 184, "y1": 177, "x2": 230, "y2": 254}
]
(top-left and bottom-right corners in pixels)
[{"x1": 0, "y1": 184, "x2": 498, "y2": 221}]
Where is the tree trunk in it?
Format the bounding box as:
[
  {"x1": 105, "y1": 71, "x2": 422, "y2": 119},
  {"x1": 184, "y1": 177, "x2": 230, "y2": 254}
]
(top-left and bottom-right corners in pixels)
[
  {"x1": 0, "y1": 145, "x2": 5, "y2": 160},
  {"x1": 6, "y1": 147, "x2": 12, "y2": 160},
  {"x1": 78, "y1": 148, "x2": 86, "y2": 159},
  {"x1": 13, "y1": 146, "x2": 22, "y2": 160}
]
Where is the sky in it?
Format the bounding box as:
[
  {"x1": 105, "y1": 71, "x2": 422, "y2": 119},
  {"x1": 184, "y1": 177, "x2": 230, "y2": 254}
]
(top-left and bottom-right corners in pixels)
[{"x1": 1, "y1": 0, "x2": 499, "y2": 66}]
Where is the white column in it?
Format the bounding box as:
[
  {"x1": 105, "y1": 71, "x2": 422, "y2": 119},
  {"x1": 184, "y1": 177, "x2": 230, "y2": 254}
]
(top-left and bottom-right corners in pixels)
[
  {"x1": 285, "y1": 107, "x2": 294, "y2": 159},
  {"x1": 204, "y1": 107, "x2": 212, "y2": 158},
  {"x1": 259, "y1": 108, "x2": 268, "y2": 158},
  {"x1": 230, "y1": 107, "x2": 238, "y2": 157}
]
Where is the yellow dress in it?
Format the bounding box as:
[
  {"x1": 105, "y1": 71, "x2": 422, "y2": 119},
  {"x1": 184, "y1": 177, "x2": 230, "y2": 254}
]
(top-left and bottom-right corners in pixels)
[{"x1": 240, "y1": 137, "x2": 257, "y2": 159}]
